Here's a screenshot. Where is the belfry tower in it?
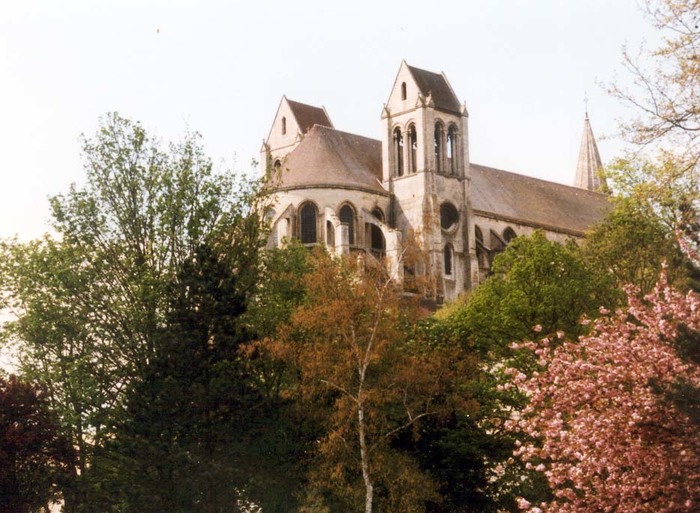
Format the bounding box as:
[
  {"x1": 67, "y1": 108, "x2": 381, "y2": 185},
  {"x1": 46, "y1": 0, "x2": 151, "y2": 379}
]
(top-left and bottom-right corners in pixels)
[{"x1": 381, "y1": 61, "x2": 477, "y2": 301}]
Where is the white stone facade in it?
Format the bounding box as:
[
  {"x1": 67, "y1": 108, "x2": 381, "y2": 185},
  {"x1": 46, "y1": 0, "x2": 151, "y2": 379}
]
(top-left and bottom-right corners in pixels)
[{"x1": 261, "y1": 62, "x2": 609, "y2": 303}]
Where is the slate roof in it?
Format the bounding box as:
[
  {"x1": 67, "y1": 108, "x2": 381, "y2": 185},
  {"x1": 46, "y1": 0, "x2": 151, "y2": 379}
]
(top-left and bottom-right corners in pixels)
[
  {"x1": 471, "y1": 164, "x2": 610, "y2": 235},
  {"x1": 407, "y1": 65, "x2": 462, "y2": 114},
  {"x1": 275, "y1": 125, "x2": 387, "y2": 195},
  {"x1": 274, "y1": 122, "x2": 609, "y2": 234},
  {"x1": 287, "y1": 99, "x2": 333, "y2": 134}
]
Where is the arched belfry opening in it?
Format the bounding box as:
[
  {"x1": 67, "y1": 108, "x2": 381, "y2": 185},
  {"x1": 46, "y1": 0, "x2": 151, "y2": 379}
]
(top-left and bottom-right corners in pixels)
[
  {"x1": 393, "y1": 127, "x2": 404, "y2": 177},
  {"x1": 434, "y1": 122, "x2": 444, "y2": 173},
  {"x1": 447, "y1": 125, "x2": 459, "y2": 175},
  {"x1": 408, "y1": 124, "x2": 417, "y2": 174}
]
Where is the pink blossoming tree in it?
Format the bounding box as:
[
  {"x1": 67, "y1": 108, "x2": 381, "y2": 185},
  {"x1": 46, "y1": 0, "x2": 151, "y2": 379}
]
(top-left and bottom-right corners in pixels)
[{"x1": 508, "y1": 271, "x2": 700, "y2": 512}]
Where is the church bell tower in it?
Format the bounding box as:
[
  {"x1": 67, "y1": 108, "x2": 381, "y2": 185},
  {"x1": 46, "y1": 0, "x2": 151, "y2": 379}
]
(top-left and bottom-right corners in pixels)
[{"x1": 381, "y1": 61, "x2": 477, "y2": 302}]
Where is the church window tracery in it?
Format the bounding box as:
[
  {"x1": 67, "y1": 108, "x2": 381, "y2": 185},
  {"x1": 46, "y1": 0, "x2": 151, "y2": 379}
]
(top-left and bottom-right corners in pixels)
[
  {"x1": 339, "y1": 204, "x2": 355, "y2": 245},
  {"x1": 393, "y1": 127, "x2": 404, "y2": 177},
  {"x1": 300, "y1": 203, "x2": 318, "y2": 244}
]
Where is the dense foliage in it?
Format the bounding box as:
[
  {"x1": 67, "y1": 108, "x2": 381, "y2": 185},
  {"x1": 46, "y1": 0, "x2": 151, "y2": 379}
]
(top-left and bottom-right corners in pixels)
[
  {"x1": 0, "y1": 113, "x2": 267, "y2": 512},
  {"x1": 509, "y1": 273, "x2": 700, "y2": 512},
  {"x1": 0, "y1": 374, "x2": 72, "y2": 513},
  {"x1": 264, "y1": 249, "x2": 475, "y2": 513}
]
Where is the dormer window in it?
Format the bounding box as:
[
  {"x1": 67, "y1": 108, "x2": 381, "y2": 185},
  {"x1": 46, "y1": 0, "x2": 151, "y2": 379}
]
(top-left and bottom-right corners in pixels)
[
  {"x1": 282, "y1": 116, "x2": 287, "y2": 135},
  {"x1": 401, "y1": 82, "x2": 407, "y2": 100}
]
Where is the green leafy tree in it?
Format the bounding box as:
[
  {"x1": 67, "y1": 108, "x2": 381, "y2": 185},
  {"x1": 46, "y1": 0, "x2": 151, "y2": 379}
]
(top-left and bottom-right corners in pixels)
[
  {"x1": 430, "y1": 231, "x2": 617, "y2": 511},
  {"x1": 446, "y1": 231, "x2": 616, "y2": 358},
  {"x1": 609, "y1": 1, "x2": 700, "y2": 255},
  {"x1": 0, "y1": 113, "x2": 267, "y2": 511},
  {"x1": 581, "y1": 194, "x2": 694, "y2": 295},
  {"x1": 0, "y1": 374, "x2": 73, "y2": 513},
  {"x1": 109, "y1": 243, "x2": 261, "y2": 513},
  {"x1": 266, "y1": 249, "x2": 473, "y2": 513}
]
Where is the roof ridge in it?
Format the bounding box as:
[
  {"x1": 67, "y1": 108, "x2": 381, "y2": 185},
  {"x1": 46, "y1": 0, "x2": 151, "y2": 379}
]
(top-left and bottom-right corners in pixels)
[
  {"x1": 471, "y1": 163, "x2": 608, "y2": 198},
  {"x1": 309, "y1": 124, "x2": 380, "y2": 144}
]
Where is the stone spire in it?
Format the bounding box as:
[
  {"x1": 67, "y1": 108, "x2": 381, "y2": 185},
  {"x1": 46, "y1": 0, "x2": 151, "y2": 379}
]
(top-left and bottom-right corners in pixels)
[{"x1": 574, "y1": 113, "x2": 607, "y2": 192}]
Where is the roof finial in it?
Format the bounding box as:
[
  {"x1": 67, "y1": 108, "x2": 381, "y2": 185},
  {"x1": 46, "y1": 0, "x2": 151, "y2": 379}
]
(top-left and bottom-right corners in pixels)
[{"x1": 584, "y1": 92, "x2": 589, "y2": 119}]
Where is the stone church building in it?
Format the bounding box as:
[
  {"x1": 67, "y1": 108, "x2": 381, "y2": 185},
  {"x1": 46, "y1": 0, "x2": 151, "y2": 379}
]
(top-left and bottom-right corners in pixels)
[{"x1": 261, "y1": 61, "x2": 609, "y2": 302}]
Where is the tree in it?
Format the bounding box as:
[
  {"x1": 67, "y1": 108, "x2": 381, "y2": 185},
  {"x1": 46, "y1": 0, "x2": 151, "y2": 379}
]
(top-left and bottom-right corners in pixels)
[
  {"x1": 428, "y1": 232, "x2": 618, "y2": 510},
  {"x1": 0, "y1": 112, "x2": 267, "y2": 511},
  {"x1": 266, "y1": 249, "x2": 472, "y2": 513},
  {"x1": 612, "y1": 1, "x2": 700, "y2": 164},
  {"x1": 508, "y1": 273, "x2": 700, "y2": 513},
  {"x1": 0, "y1": 374, "x2": 73, "y2": 513},
  {"x1": 109, "y1": 243, "x2": 262, "y2": 513},
  {"x1": 445, "y1": 231, "x2": 616, "y2": 359},
  {"x1": 581, "y1": 194, "x2": 694, "y2": 295}
]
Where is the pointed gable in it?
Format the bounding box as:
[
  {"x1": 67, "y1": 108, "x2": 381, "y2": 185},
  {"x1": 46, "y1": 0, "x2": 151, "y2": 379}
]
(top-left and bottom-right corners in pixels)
[
  {"x1": 406, "y1": 64, "x2": 461, "y2": 114},
  {"x1": 385, "y1": 61, "x2": 462, "y2": 115},
  {"x1": 265, "y1": 96, "x2": 334, "y2": 159},
  {"x1": 287, "y1": 99, "x2": 333, "y2": 133},
  {"x1": 574, "y1": 115, "x2": 607, "y2": 192}
]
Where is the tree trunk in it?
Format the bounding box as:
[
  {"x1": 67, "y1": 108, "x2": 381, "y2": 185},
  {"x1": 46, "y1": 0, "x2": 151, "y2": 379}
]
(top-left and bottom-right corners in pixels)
[{"x1": 358, "y1": 403, "x2": 373, "y2": 513}]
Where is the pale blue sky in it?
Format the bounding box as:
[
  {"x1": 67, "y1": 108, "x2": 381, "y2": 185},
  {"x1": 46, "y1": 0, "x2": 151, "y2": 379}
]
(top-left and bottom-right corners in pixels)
[{"x1": 1, "y1": 0, "x2": 656, "y2": 239}]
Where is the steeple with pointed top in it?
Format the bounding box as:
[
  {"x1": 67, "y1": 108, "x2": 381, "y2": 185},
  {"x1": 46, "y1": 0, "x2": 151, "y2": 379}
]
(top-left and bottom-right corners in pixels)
[{"x1": 574, "y1": 113, "x2": 607, "y2": 192}]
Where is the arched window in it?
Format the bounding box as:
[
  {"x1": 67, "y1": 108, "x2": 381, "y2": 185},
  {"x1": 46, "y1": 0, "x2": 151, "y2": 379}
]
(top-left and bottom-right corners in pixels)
[
  {"x1": 401, "y1": 82, "x2": 407, "y2": 100},
  {"x1": 282, "y1": 116, "x2": 287, "y2": 135},
  {"x1": 372, "y1": 207, "x2": 385, "y2": 223},
  {"x1": 326, "y1": 220, "x2": 335, "y2": 247},
  {"x1": 407, "y1": 124, "x2": 417, "y2": 174},
  {"x1": 300, "y1": 203, "x2": 318, "y2": 244},
  {"x1": 444, "y1": 244, "x2": 454, "y2": 276},
  {"x1": 434, "y1": 122, "x2": 444, "y2": 173},
  {"x1": 370, "y1": 224, "x2": 385, "y2": 258},
  {"x1": 393, "y1": 127, "x2": 404, "y2": 177},
  {"x1": 503, "y1": 227, "x2": 517, "y2": 244},
  {"x1": 475, "y1": 225, "x2": 486, "y2": 268},
  {"x1": 339, "y1": 204, "x2": 355, "y2": 245},
  {"x1": 447, "y1": 125, "x2": 458, "y2": 175},
  {"x1": 273, "y1": 159, "x2": 282, "y2": 173}
]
